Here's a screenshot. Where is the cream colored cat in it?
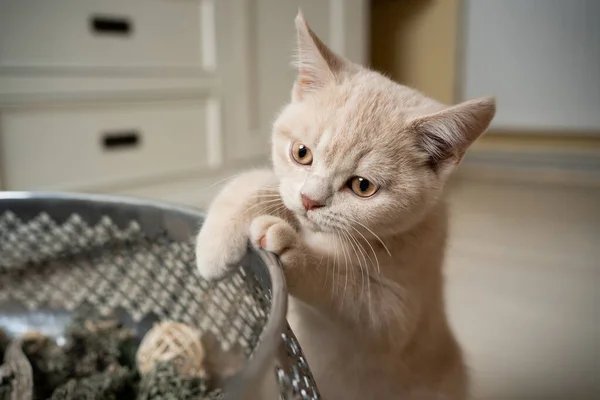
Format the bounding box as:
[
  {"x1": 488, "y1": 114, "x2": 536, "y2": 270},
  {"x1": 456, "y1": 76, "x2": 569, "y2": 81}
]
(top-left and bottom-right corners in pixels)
[{"x1": 196, "y1": 13, "x2": 495, "y2": 400}]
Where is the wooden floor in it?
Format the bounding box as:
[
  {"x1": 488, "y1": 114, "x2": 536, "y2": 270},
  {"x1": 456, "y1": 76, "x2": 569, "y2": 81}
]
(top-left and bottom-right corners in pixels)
[{"x1": 444, "y1": 178, "x2": 600, "y2": 399}]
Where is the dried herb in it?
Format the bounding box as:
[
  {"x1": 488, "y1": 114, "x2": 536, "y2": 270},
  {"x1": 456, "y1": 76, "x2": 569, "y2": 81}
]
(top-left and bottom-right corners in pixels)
[
  {"x1": 49, "y1": 365, "x2": 137, "y2": 400},
  {"x1": 1, "y1": 312, "x2": 230, "y2": 399},
  {"x1": 138, "y1": 362, "x2": 207, "y2": 400},
  {"x1": 63, "y1": 313, "x2": 136, "y2": 379},
  {"x1": 21, "y1": 333, "x2": 70, "y2": 400}
]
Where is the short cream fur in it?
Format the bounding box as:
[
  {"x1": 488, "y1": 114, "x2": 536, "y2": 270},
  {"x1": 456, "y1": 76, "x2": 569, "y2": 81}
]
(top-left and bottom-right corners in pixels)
[{"x1": 196, "y1": 12, "x2": 496, "y2": 400}]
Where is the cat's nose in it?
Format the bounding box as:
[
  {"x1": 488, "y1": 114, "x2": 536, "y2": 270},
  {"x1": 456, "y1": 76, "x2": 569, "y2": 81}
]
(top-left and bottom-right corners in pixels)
[{"x1": 301, "y1": 194, "x2": 323, "y2": 211}]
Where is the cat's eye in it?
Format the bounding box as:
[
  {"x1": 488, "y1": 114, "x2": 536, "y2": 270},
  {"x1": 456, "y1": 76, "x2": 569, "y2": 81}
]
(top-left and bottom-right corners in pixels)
[
  {"x1": 290, "y1": 142, "x2": 313, "y2": 165},
  {"x1": 348, "y1": 177, "x2": 378, "y2": 198}
]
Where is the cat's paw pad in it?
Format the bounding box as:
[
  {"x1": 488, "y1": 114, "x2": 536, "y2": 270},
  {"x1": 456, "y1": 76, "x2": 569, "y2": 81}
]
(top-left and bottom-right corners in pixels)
[{"x1": 249, "y1": 215, "x2": 298, "y2": 256}]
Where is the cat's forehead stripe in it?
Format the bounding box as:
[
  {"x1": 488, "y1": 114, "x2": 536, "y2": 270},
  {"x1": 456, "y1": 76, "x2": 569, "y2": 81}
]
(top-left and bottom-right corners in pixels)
[
  {"x1": 319, "y1": 133, "x2": 371, "y2": 172},
  {"x1": 316, "y1": 128, "x2": 333, "y2": 149}
]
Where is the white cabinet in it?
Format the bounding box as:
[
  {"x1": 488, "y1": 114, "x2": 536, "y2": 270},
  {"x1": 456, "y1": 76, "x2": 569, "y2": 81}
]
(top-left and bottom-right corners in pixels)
[
  {"x1": 0, "y1": 0, "x2": 211, "y2": 70},
  {"x1": 1, "y1": 101, "x2": 211, "y2": 190},
  {"x1": 0, "y1": 0, "x2": 368, "y2": 206}
]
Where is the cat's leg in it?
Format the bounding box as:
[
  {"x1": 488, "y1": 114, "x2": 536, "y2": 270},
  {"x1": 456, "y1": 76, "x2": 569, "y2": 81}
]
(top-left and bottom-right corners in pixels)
[{"x1": 196, "y1": 169, "x2": 291, "y2": 280}]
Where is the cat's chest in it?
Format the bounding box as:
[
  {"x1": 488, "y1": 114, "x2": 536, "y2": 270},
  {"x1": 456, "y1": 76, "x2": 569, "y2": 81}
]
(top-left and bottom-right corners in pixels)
[
  {"x1": 287, "y1": 297, "x2": 354, "y2": 365},
  {"x1": 287, "y1": 297, "x2": 395, "y2": 400}
]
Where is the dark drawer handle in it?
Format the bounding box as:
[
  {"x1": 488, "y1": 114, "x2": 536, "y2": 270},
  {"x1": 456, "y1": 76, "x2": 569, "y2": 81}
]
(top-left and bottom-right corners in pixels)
[
  {"x1": 90, "y1": 15, "x2": 132, "y2": 36},
  {"x1": 102, "y1": 131, "x2": 141, "y2": 151}
]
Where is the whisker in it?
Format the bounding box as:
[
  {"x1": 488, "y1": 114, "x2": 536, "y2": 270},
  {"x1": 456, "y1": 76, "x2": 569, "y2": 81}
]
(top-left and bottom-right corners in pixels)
[
  {"x1": 242, "y1": 198, "x2": 283, "y2": 215},
  {"x1": 346, "y1": 217, "x2": 392, "y2": 257},
  {"x1": 258, "y1": 186, "x2": 280, "y2": 192},
  {"x1": 345, "y1": 226, "x2": 376, "y2": 266},
  {"x1": 246, "y1": 194, "x2": 282, "y2": 199},
  {"x1": 339, "y1": 228, "x2": 357, "y2": 291},
  {"x1": 340, "y1": 226, "x2": 372, "y2": 325},
  {"x1": 254, "y1": 186, "x2": 280, "y2": 193},
  {"x1": 340, "y1": 227, "x2": 362, "y2": 279},
  {"x1": 347, "y1": 223, "x2": 382, "y2": 275},
  {"x1": 323, "y1": 253, "x2": 329, "y2": 291},
  {"x1": 324, "y1": 239, "x2": 332, "y2": 294},
  {"x1": 331, "y1": 232, "x2": 340, "y2": 297},
  {"x1": 261, "y1": 203, "x2": 287, "y2": 219},
  {"x1": 274, "y1": 205, "x2": 289, "y2": 219},
  {"x1": 337, "y1": 229, "x2": 351, "y2": 311},
  {"x1": 208, "y1": 173, "x2": 241, "y2": 188},
  {"x1": 339, "y1": 228, "x2": 360, "y2": 316},
  {"x1": 259, "y1": 183, "x2": 280, "y2": 190}
]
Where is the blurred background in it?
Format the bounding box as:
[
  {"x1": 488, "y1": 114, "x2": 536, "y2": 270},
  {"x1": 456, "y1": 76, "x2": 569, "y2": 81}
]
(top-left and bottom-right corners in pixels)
[{"x1": 0, "y1": 0, "x2": 598, "y2": 399}]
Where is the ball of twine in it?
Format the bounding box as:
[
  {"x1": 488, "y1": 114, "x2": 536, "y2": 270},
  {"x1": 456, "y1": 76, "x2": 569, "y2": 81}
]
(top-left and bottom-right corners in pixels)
[{"x1": 136, "y1": 321, "x2": 206, "y2": 378}]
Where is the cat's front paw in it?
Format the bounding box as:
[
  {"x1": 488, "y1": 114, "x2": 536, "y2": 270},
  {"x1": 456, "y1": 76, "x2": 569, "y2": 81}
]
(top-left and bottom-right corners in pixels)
[
  {"x1": 249, "y1": 215, "x2": 300, "y2": 260},
  {"x1": 196, "y1": 220, "x2": 248, "y2": 281}
]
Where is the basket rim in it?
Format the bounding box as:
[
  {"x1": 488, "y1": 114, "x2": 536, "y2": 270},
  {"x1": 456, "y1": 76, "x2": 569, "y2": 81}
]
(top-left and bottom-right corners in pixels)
[{"x1": 0, "y1": 190, "x2": 288, "y2": 398}]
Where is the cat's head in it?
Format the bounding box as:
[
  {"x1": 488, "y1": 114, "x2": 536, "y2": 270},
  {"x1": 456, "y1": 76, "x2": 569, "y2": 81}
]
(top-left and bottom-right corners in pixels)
[{"x1": 272, "y1": 13, "x2": 495, "y2": 236}]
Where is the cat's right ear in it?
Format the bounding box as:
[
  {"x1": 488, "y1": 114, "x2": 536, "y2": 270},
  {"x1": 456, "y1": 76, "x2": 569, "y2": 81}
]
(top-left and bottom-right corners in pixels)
[
  {"x1": 292, "y1": 10, "x2": 348, "y2": 101},
  {"x1": 410, "y1": 96, "x2": 496, "y2": 175}
]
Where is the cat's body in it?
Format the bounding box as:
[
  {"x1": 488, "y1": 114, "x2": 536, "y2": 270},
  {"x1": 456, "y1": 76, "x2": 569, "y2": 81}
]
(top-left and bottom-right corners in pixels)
[
  {"x1": 288, "y1": 204, "x2": 468, "y2": 400},
  {"x1": 196, "y1": 13, "x2": 495, "y2": 400}
]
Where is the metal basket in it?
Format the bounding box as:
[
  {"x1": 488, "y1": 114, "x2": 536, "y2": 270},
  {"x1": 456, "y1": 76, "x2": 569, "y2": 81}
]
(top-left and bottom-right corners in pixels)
[{"x1": 0, "y1": 192, "x2": 320, "y2": 400}]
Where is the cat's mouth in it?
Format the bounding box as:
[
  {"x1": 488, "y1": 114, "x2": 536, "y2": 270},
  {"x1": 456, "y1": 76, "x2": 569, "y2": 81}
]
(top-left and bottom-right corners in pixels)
[
  {"x1": 295, "y1": 211, "x2": 324, "y2": 232},
  {"x1": 278, "y1": 190, "x2": 328, "y2": 232},
  {"x1": 294, "y1": 209, "x2": 341, "y2": 234}
]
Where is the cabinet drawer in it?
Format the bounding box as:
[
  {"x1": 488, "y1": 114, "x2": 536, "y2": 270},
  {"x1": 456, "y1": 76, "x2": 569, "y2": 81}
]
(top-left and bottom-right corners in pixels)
[
  {"x1": 1, "y1": 101, "x2": 208, "y2": 190},
  {"x1": 0, "y1": 0, "x2": 210, "y2": 70}
]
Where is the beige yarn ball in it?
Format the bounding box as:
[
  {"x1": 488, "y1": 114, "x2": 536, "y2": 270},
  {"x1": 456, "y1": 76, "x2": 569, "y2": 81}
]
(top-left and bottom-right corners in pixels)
[{"x1": 136, "y1": 321, "x2": 206, "y2": 378}]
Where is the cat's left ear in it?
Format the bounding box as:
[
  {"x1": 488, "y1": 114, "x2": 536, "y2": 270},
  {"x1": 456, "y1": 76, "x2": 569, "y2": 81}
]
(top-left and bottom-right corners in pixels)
[
  {"x1": 292, "y1": 11, "x2": 351, "y2": 101},
  {"x1": 410, "y1": 96, "x2": 496, "y2": 172}
]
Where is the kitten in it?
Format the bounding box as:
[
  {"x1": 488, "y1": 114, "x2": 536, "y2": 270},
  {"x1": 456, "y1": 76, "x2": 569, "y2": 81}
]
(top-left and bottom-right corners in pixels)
[{"x1": 196, "y1": 12, "x2": 495, "y2": 400}]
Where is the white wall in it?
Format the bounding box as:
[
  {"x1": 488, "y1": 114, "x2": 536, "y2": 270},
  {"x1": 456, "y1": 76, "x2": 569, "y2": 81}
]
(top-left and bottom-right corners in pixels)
[{"x1": 461, "y1": 0, "x2": 600, "y2": 133}]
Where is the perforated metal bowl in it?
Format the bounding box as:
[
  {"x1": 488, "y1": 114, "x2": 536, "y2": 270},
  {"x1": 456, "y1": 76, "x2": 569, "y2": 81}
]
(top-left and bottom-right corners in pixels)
[{"x1": 0, "y1": 192, "x2": 319, "y2": 400}]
